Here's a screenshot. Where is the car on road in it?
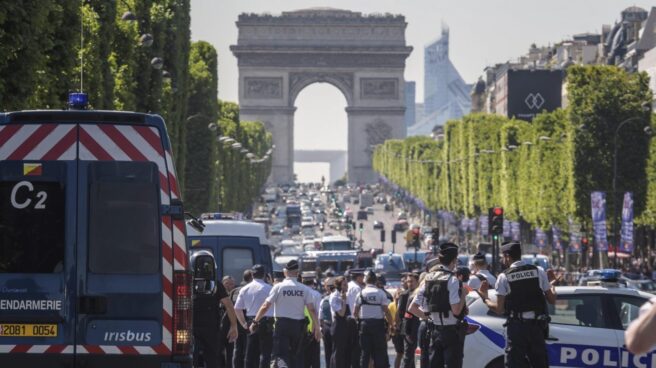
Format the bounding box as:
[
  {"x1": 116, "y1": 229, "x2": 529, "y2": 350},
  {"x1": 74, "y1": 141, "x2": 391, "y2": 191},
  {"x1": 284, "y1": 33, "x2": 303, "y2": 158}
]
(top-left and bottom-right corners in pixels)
[
  {"x1": 357, "y1": 209, "x2": 368, "y2": 220},
  {"x1": 373, "y1": 220, "x2": 384, "y2": 230},
  {"x1": 460, "y1": 282, "x2": 656, "y2": 368},
  {"x1": 374, "y1": 253, "x2": 406, "y2": 292},
  {"x1": 622, "y1": 278, "x2": 656, "y2": 294},
  {"x1": 384, "y1": 203, "x2": 392, "y2": 211},
  {"x1": 366, "y1": 207, "x2": 375, "y2": 215}
]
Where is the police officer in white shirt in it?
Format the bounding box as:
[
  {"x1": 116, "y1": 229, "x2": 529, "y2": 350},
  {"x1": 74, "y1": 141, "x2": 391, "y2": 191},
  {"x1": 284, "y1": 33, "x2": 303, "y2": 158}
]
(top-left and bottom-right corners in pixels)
[
  {"x1": 346, "y1": 269, "x2": 365, "y2": 368},
  {"x1": 235, "y1": 264, "x2": 273, "y2": 368},
  {"x1": 250, "y1": 260, "x2": 321, "y2": 368},
  {"x1": 329, "y1": 276, "x2": 350, "y2": 368},
  {"x1": 408, "y1": 243, "x2": 468, "y2": 368},
  {"x1": 467, "y1": 252, "x2": 497, "y2": 290},
  {"x1": 479, "y1": 242, "x2": 557, "y2": 368},
  {"x1": 354, "y1": 271, "x2": 393, "y2": 368},
  {"x1": 301, "y1": 272, "x2": 322, "y2": 368}
]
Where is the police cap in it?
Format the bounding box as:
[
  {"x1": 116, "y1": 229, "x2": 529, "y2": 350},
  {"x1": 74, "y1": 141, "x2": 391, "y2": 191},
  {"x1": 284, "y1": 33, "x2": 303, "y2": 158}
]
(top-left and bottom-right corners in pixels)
[
  {"x1": 473, "y1": 252, "x2": 487, "y2": 262},
  {"x1": 349, "y1": 268, "x2": 365, "y2": 276},
  {"x1": 501, "y1": 242, "x2": 522, "y2": 256},
  {"x1": 285, "y1": 259, "x2": 299, "y2": 271},
  {"x1": 439, "y1": 242, "x2": 459, "y2": 256},
  {"x1": 301, "y1": 271, "x2": 317, "y2": 280}
]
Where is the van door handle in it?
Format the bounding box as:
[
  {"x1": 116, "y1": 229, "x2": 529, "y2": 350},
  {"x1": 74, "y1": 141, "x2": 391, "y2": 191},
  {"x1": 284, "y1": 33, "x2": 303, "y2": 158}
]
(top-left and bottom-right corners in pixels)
[
  {"x1": 79, "y1": 296, "x2": 108, "y2": 315},
  {"x1": 545, "y1": 336, "x2": 559, "y2": 341}
]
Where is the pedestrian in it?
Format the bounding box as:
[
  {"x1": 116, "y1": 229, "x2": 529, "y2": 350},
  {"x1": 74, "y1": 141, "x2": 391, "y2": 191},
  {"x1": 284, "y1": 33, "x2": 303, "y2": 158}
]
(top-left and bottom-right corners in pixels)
[
  {"x1": 415, "y1": 271, "x2": 430, "y2": 368},
  {"x1": 229, "y1": 271, "x2": 252, "y2": 368},
  {"x1": 354, "y1": 271, "x2": 393, "y2": 368},
  {"x1": 467, "y1": 252, "x2": 496, "y2": 290},
  {"x1": 301, "y1": 271, "x2": 322, "y2": 368},
  {"x1": 478, "y1": 242, "x2": 557, "y2": 368},
  {"x1": 625, "y1": 296, "x2": 656, "y2": 354},
  {"x1": 320, "y1": 277, "x2": 336, "y2": 368},
  {"x1": 408, "y1": 243, "x2": 468, "y2": 368},
  {"x1": 234, "y1": 265, "x2": 273, "y2": 368},
  {"x1": 346, "y1": 269, "x2": 366, "y2": 368},
  {"x1": 250, "y1": 259, "x2": 321, "y2": 368},
  {"x1": 399, "y1": 272, "x2": 420, "y2": 368},
  {"x1": 191, "y1": 252, "x2": 238, "y2": 368}
]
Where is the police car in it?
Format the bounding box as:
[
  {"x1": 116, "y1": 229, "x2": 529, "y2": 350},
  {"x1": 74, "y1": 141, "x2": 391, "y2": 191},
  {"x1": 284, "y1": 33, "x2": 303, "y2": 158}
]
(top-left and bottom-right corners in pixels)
[
  {"x1": 0, "y1": 93, "x2": 192, "y2": 367},
  {"x1": 462, "y1": 275, "x2": 655, "y2": 367}
]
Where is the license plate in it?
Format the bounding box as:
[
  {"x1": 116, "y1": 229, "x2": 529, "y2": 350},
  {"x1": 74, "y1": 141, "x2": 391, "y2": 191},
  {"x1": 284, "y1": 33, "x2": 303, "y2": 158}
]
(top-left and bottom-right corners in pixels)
[{"x1": 0, "y1": 324, "x2": 58, "y2": 337}]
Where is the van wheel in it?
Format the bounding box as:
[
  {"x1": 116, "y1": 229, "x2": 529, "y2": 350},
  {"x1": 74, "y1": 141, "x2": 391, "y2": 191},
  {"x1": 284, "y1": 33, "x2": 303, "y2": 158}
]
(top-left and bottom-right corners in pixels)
[{"x1": 485, "y1": 356, "x2": 504, "y2": 368}]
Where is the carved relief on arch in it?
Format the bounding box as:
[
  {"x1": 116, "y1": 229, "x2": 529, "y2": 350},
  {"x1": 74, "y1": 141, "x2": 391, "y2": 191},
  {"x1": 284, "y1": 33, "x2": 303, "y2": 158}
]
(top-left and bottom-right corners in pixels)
[
  {"x1": 288, "y1": 72, "x2": 354, "y2": 106},
  {"x1": 364, "y1": 118, "x2": 392, "y2": 158}
]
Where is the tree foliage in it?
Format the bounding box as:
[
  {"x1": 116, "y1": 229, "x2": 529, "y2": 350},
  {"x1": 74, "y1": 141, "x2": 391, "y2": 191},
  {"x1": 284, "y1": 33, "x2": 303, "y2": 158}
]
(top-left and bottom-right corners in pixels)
[{"x1": 374, "y1": 65, "x2": 654, "y2": 234}]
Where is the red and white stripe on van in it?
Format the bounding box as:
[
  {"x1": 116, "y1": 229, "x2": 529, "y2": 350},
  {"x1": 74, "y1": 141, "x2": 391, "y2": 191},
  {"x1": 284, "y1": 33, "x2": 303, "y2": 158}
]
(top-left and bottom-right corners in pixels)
[{"x1": 0, "y1": 122, "x2": 189, "y2": 356}]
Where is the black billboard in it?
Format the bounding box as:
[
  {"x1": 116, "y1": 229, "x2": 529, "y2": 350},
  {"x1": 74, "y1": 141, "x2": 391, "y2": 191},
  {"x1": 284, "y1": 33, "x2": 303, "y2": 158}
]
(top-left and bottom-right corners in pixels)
[{"x1": 505, "y1": 69, "x2": 563, "y2": 122}]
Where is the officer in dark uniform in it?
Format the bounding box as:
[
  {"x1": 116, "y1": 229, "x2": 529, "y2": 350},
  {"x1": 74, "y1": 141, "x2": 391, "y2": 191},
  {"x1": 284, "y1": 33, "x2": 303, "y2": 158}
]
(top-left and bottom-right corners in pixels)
[
  {"x1": 190, "y1": 251, "x2": 238, "y2": 368},
  {"x1": 408, "y1": 243, "x2": 468, "y2": 368},
  {"x1": 478, "y1": 242, "x2": 557, "y2": 368},
  {"x1": 354, "y1": 271, "x2": 393, "y2": 368},
  {"x1": 229, "y1": 270, "x2": 253, "y2": 368},
  {"x1": 234, "y1": 265, "x2": 272, "y2": 368},
  {"x1": 250, "y1": 259, "x2": 321, "y2": 368},
  {"x1": 329, "y1": 275, "x2": 350, "y2": 368}
]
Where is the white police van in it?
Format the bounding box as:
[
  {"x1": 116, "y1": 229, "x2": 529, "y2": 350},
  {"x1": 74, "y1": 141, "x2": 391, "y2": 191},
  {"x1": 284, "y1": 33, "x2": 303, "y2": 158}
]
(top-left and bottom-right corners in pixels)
[
  {"x1": 463, "y1": 282, "x2": 655, "y2": 367},
  {"x1": 0, "y1": 94, "x2": 192, "y2": 367}
]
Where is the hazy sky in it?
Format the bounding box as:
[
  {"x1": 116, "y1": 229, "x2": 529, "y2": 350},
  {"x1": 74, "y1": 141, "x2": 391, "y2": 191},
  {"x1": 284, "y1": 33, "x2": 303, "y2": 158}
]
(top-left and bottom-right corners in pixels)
[{"x1": 190, "y1": 0, "x2": 654, "y2": 181}]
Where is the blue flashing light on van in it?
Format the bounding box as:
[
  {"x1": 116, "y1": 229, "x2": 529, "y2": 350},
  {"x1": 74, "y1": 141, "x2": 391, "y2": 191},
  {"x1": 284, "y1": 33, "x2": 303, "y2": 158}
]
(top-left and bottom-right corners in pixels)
[{"x1": 0, "y1": 95, "x2": 192, "y2": 368}]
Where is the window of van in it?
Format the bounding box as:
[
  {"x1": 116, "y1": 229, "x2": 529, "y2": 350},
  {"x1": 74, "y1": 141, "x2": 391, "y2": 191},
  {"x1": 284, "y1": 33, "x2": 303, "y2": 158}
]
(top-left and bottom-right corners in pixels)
[
  {"x1": 0, "y1": 176, "x2": 65, "y2": 273},
  {"x1": 223, "y1": 248, "x2": 254, "y2": 282},
  {"x1": 88, "y1": 162, "x2": 159, "y2": 274}
]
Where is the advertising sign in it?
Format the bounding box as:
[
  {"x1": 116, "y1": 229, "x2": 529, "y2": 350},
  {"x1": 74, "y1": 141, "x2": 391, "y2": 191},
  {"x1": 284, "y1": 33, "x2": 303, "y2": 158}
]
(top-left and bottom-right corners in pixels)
[
  {"x1": 511, "y1": 221, "x2": 520, "y2": 241},
  {"x1": 480, "y1": 215, "x2": 489, "y2": 237},
  {"x1": 590, "y1": 191, "x2": 608, "y2": 251},
  {"x1": 502, "y1": 69, "x2": 563, "y2": 121},
  {"x1": 503, "y1": 219, "x2": 511, "y2": 239},
  {"x1": 535, "y1": 227, "x2": 547, "y2": 248},
  {"x1": 568, "y1": 218, "x2": 582, "y2": 254},
  {"x1": 620, "y1": 192, "x2": 634, "y2": 253},
  {"x1": 552, "y1": 226, "x2": 562, "y2": 251}
]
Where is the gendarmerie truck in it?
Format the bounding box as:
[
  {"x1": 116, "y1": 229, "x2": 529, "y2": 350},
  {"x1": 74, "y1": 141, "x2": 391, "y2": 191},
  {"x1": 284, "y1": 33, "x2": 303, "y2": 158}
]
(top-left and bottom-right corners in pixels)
[{"x1": 0, "y1": 93, "x2": 192, "y2": 368}]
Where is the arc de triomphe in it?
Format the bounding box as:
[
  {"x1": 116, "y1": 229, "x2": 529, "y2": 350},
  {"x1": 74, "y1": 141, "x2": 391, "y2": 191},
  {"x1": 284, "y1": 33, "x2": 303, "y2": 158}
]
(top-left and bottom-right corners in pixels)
[{"x1": 231, "y1": 8, "x2": 412, "y2": 183}]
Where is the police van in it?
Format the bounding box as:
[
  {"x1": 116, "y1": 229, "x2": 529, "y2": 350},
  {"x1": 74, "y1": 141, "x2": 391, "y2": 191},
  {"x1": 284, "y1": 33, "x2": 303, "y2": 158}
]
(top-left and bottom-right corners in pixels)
[
  {"x1": 186, "y1": 215, "x2": 273, "y2": 283},
  {"x1": 0, "y1": 94, "x2": 192, "y2": 367},
  {"x1": 462, "y1": 281, "x2": 655, "y2": 368}
]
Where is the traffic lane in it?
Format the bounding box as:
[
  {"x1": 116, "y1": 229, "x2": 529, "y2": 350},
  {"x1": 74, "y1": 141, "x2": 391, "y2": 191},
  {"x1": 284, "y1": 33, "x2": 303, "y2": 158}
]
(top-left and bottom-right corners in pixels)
[{"x1": 346, "y1": 202, "x2": 403, "y2": 254}]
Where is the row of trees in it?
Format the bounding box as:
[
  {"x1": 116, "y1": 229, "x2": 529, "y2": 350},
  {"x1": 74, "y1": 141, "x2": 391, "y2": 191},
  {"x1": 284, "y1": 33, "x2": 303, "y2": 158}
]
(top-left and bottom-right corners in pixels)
[
  {"x1": 374, "y1": 65, "x2": 654, "y2": 237},
  {"x1": 0, "y1": 1, "x2": 271, "y2": 215}
]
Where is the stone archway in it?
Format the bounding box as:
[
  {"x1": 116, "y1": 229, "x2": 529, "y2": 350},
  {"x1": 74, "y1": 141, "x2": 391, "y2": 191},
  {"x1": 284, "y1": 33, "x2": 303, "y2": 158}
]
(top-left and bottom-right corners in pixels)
[{"x1": 231, "y1": 8, "x2": 412, "y2": 183}]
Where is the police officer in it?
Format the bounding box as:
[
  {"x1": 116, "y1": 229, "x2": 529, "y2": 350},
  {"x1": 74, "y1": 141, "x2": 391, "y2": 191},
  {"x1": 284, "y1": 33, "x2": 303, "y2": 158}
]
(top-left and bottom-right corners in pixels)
[
  {"x1": 250, "y1": 259, "x2": 321, "y2": 368},
  {"x1": 229, "y1": 270, "x2": 253, "y2": 368},
  {"x1": 408, "y1": 243, "x2": 468, "y2": 368},
  {"x1": 354, "y1": 271, "x2": 393, "y2": 368},
  {"x1": 234, "y1": 265, "x2": 272, "y2": 368},
  {"x1": 329, "y1": 276, "x2": 350, "y2": 368},
  {"x1": 301, "y1": 271, "x2": 322, "y2": 368},
  {"x1": 467, "y1": 252, "x2": 496, "y2": 290},
  {"x1": 320, "y1": 277, "x2": 336, "y2": 368},
  {"x1": 191, "y1": 251, "x2": 238, "y2": 368},
  {"x1": 478, "y1": 242, "x2": 557, "y2": 368},
  {"x1": 346, "y1": 269, "x2": 366, "y2": 368}
]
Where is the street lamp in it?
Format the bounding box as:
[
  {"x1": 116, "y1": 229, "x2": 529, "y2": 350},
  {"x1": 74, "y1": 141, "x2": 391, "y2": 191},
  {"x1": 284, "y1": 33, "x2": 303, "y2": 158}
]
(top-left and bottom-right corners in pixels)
[{"x1": 611, "y1": 105, "x2": 652, "y2": 267}]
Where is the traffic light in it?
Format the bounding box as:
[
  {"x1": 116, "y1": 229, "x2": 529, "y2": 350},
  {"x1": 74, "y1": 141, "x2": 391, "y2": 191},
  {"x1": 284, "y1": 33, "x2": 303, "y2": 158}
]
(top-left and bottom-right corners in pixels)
[
  {"x1": 380, "y1": 230, "x2": 386, "y2": 243},
  {"x1": 391, "y1": 230, "x2": 397, "y2": 244},
  {"x1": 489, "y1": 207, "x2": 504, "y2": 240},
  {"x1": 431, "y1": 227, "x2": 440, "y2": 246}
]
